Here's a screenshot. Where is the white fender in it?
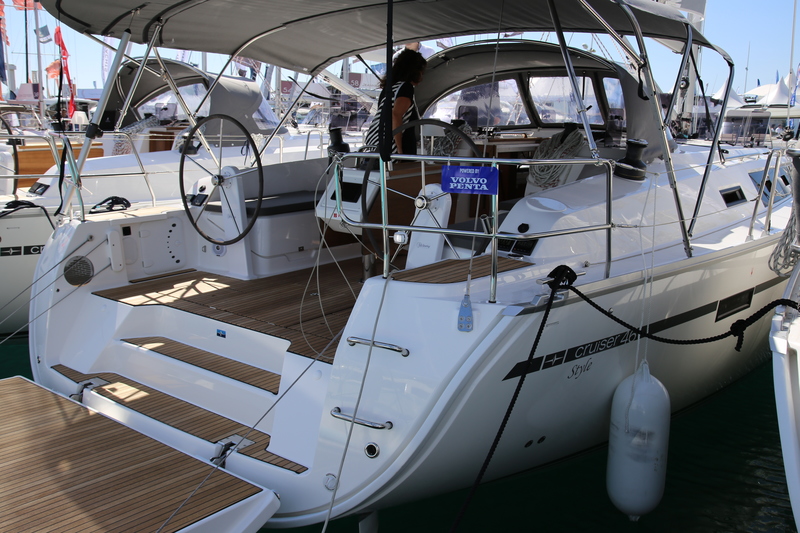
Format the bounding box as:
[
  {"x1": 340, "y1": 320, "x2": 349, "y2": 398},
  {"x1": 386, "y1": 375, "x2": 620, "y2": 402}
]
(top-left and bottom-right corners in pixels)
[{"x1": 606, "y1": 359, "x2": 671, "y2": 521}]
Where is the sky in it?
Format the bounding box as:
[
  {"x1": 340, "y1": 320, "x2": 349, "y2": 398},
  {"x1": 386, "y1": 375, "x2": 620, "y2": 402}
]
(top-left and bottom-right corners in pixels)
[{"x1": 1, "y1": 0, "x2": 798, "y2": 98}]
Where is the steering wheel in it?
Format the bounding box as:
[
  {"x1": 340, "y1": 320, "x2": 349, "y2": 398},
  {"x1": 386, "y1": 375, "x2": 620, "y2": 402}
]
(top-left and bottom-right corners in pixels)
[
  {"x1": 179, "y1": 114, "x2": 264, "y2": 245},
  {"x1": 358, "y1": 119, "x2": 483, "y2": 256}
]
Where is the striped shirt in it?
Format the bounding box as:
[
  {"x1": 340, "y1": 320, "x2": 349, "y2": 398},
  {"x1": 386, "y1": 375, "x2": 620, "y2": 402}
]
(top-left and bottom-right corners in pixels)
[{"x1": 364, "y1": 81, "x2": 419, "y2": 154}]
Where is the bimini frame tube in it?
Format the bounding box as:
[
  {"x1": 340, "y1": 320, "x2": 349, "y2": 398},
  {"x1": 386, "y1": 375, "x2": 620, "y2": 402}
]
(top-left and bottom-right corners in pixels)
[
  {"x1": 75, "y1": 29, "x2": 132, "y2": 175},
  {"x1": 114, "y1": 24, "x2": 162, "y2": 131},
  {"x1": 548, "y1": 0, "x2": 599, "y2": 159},
  {"x1": 60, "y1": 28, "x2": 132, "y2": 215},
  {"x1": 615, "y1": 2, "x2": 694, "y2": 258},
  {"x1": 665, "y1": 25, "x2": 694, "y2": 127},
  {"x1": 688, "y1": 58, "x2": 735, "y2": 237},
  {"x1": 84, "y1": 32, "x2": 160, "y2": 78},
  {"x1": 151, "y1": 46, "x2": 218, "y2": 160}
]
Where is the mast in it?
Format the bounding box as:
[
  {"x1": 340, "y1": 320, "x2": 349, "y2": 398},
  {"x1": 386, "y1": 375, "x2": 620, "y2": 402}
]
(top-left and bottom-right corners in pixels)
[
  {"x1": 744, "y1": 43, "x2": 750, "y2": 94},
  {"x1": 787, "y1": 0, "x2": 797, "y2": 127},
  {"x1": 33, "y1": 2, "x2": 44, "y2": 120}
]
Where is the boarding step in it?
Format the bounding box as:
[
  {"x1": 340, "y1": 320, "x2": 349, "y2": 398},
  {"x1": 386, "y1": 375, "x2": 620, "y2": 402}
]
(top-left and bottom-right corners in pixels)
[
  {"x1": 122, "y1": 336, "x2": 281, "y2": 394},
  {"x1": 92, "y1": 260, "x2": 367, "y2": 363},
  {"x1": 53, "y1": 364, "x2": 308, "y2": 474},
  {"x1": 0, "y1": 377, "x2": 278, "y2": 532}
]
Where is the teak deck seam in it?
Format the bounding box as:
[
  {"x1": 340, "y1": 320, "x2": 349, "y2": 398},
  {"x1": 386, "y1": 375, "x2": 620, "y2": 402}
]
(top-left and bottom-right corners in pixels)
[
  {"x1": 93, "y1": 259, "x2": 368, "y2": 363},
  {"x1": 52, "y1": 365, "x2": 307, "y2": 474}
]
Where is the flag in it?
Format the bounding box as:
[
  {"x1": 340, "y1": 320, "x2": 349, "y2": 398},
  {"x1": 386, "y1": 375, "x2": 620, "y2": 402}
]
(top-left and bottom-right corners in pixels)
[
  {"x1": 12, "y1": 0, "x2": 40, "y2": 10},
  {"x1": 100, "y1": 36, "x2": 115, "y2": 84},
  {"x1": 44, "y1": 59, "x2": 61, "y2": 79},
  {"x1": 53, "y1": 26, "x2": 75, "y2": 117},
  {"x1": 233, "y1": 55, "x2": 261, "y2": 79},
  {"x1": 777, "y1": 70, "x2": 781, "y2": 83},
  {"x1": 436, "y1": 37, "x2": 453, "y2": 49},
  {"x1": 792, "y1": 63, "x2": 800, "y2": 107},
  {"x1": 233, "y1": 55, "x2": 261, "y2": 71},
  {"x1": 0, "y1": 17, "x2": 8, "y2": 47},
  {"x1": 34, "y1": 25, "x2": 51, "y2": 43},
  {"x1": 0, "y1": 26, "x2": 7, "y2": 85}
]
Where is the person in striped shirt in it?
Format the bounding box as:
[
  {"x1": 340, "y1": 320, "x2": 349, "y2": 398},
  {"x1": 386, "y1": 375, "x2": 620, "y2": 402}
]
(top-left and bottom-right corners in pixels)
[{"x1": 364, "y1": 49, "x2": 427, "y2": 155}]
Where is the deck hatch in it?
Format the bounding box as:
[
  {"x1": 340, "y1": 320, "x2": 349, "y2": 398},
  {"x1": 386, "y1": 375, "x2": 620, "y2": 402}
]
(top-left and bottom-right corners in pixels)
[{"x1": 719, "y1": 186, "x2": 747, "y2": 207}]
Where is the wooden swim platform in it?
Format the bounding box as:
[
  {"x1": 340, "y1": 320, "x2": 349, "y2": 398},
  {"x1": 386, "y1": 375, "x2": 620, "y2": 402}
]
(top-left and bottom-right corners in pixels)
[{"x1": 0, "y1": 377, "x2": 272, "y2": 532}]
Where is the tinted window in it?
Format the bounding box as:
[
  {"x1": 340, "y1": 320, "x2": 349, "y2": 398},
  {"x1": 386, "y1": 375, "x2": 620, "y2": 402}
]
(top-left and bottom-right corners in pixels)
[{"x1": 529, "y1": 76, "x2": 602, "y2": 125}]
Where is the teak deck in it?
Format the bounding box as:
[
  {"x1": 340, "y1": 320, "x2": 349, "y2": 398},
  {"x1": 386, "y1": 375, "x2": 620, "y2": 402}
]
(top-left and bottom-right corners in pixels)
[
  {"x1": 123, "y1": 336, "x2": 282, "y2": 394},
  {"x1": 94, "y1": 258, "x2": 367, "y2": 362},
  {"x1": 93, "y1": 256, "x2": 526, "y2": 361},
  {"x1": 0, "y1": 377, "x2": 263, "y2": 532}
]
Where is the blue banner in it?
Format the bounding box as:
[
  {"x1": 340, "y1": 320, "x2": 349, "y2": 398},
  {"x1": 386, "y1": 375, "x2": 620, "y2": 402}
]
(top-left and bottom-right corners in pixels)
[{"x1": 441, "y1": 165, "x2": 499, "y2": 195}]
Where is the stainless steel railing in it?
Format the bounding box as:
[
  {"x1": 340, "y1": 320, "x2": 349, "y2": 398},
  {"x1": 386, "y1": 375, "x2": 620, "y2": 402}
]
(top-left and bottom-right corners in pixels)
[
  {"x1": 331, "y1": 152, "x2": 615, "y2": 302},
  {"x1": 748, "y1": 148, "x2": 786, "y2": 240}
]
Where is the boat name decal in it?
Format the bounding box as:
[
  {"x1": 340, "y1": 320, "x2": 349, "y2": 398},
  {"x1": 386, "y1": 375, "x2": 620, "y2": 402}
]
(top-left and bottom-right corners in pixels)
[
  {"x1": 0, "y1": 245, "x2": 44, "y2": 257},
  {"x1": 567, "y1": 358, "x2": 593, "y2": 380},
  {"x1": 503, "y1": 329, "x2": 639, "y2": 381}
]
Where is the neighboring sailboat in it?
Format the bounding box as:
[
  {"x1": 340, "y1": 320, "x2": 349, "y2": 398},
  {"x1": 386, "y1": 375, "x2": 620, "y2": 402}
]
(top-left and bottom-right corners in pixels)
[{"x1": 0, "y1": 55, "x2": 337, "y2": 336}]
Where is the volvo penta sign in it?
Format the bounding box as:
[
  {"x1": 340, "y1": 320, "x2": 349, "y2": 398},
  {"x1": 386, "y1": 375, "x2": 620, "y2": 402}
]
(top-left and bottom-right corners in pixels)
[{"x1": 441, "y1": 165, "x2": 498, "y2": 195}]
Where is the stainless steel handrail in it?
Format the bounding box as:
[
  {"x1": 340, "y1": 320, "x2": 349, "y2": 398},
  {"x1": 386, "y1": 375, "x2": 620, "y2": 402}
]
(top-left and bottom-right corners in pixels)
[
  {"x1": 748, "y1": 149, "x2": 785, "y2": 240},
  {"x1": 59, "y1": 136, "x2": 85, "y2": 221},
  {"x1": 330, "y1": 407, "x2": 393, "y2": 430},
  {"x1": 332, "y1": 152, "x2": 615, "y2": 301},
  {"x1": 346, "y1": 336, "x2": 410, "y2": 356},
  {"x1": 0, "y1": 129, "x2": 159, "y2": 208},
  {"x1": 719, "y1": 149, "x2": 769, "y2": 162},
  {"x1": 304, "y1": 129, "x2": 325, "y2": 160}
]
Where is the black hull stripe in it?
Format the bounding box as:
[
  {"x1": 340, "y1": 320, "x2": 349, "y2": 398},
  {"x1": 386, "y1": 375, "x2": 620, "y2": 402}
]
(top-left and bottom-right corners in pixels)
[{"x1": 502, "y1": 276, "x2": 785, "y2": 381}]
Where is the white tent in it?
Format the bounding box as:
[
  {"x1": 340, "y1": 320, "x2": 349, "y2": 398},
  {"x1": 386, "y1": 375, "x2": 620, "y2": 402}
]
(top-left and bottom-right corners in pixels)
[
  {"x1": 759, "y1": 77, "x2": 793, "y2": 106},
  {"x1": 711, "y1": 85, "x2": 746, "y2": 108}
]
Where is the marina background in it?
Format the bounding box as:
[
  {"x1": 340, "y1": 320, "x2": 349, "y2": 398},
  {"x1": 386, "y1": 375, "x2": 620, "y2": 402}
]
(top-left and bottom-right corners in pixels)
[
  {"x1": 0, "y1": 0, "x2": 798, "y2": 99},
  {"x1": 1, "y1": 0, "x2": 799, "y2": 530},
  {"x1": 0, "y1": 337, "x2": 794, "y2": 532}
]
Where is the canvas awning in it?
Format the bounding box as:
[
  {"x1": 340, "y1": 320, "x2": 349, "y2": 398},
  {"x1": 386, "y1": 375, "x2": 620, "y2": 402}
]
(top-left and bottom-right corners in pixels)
[{"x1": 39, "y1": 0, "x2": 725, "y2": 75}]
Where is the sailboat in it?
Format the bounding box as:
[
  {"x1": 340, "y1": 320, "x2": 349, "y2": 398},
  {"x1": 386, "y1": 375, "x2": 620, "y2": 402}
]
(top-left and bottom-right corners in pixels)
[{"x1": 3, "y1": 0, "x2": 793, "y2": 530}]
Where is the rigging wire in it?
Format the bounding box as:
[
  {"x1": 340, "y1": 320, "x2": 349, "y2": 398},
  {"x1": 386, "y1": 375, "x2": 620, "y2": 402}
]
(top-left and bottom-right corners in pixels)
[
  {"x1": 0, "y1": 235, "x2": 102, "y2": 345},
  {"x1": 321, "y1": 271, "x2": 394, "y2": 533},
  {"x1": 156, "y1": 328, "x2": 345, "y2": 533}
]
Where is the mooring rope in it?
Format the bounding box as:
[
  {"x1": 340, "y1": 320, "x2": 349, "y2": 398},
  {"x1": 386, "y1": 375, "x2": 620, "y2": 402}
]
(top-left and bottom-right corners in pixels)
[
  {"x1": 0, "y1": 200, "x2": 55, "y2": 229},
  {"x1": 769, "y1": 208, "x2": 799, "y2": 276},
  {"x1": 566, "y1": 281, "x2": 798, "y2": 352},
  {"x1": 452, "y1": 264, "x2": 799, "y2": 530},
  {"x1": 450, "y1": 265, "x2": 574, "y2": 531}
]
